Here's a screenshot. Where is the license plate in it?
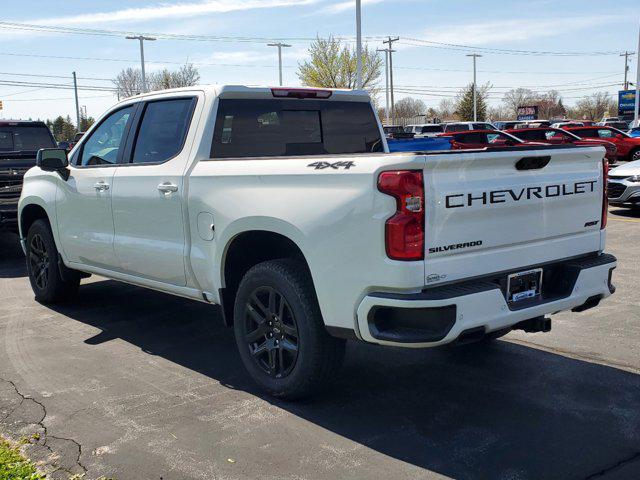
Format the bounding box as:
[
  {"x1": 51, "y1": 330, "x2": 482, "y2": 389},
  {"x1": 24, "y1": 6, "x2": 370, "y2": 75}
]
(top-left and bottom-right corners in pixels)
[{"x1": 507, "y1": 268, "x2": 543, "y2": 303}]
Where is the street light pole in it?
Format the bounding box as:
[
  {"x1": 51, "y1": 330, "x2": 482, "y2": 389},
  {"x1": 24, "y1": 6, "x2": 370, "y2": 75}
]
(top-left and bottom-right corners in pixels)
[
  {"x1": 267, "y1": 43, "x2": 291, "y2": 86},
  {"x1": 126, "y1": 35, "x2": 156, "y2": 93},
  {"x1": 466, "y1": 53, "x2": 482, "y2": 121},
  {"x1": 377, "y1": 48, "x2": 390, "y2": 124},
  {"x1": 356, "y1": 0, "x2": 362, "y2": 90}
]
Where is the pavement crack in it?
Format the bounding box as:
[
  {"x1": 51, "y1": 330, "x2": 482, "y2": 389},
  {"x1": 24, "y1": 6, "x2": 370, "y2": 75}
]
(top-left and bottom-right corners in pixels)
[
  {"x1": 0, "y1": 376, "x2": 88, "y2": 475},
  {"x1": 584, "y1": 451, "x2": 640, "y2": 479}
]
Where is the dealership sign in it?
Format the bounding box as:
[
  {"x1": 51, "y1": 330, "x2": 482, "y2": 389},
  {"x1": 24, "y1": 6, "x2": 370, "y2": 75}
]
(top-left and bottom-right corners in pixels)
[
  {"x1": 517, "y1": 105, "x2": 538, "y2": 120},
  {"x1": 618, "y1": 90, "x2": 636, "y2": 116}
]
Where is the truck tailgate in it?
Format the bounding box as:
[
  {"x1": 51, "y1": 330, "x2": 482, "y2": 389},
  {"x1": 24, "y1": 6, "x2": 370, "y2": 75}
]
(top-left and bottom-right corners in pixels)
[{"x1": 423, "y1": 146, "x2": 605, "y2": 285}]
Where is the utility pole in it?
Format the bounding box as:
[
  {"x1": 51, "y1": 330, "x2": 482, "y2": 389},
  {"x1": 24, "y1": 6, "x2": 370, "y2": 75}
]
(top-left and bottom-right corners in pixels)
[
  {"x1": 383, "y1": 36, "x2": 399, "y2": 124},
  {"x1": 355, "y1": 0, "x2": 362, "y2": 89},
  {"x1": 72, "y1": 71, "x2": 80, "y2": 131},
  {"x1": 126, "y1": 35, "x2": 156, "y2": 93},
  {"x1": 466, "y1": 53, "x2": 482, "y2": 121},
  {"x1": 377, "y1": 48, "x2": 390, "y2": 124},
  {"x1": 267, "y1": 43, "x2": 291, "y2": 86},
  {"x1": 620, "y1": 51, "x2": 635, "y2": 90}
]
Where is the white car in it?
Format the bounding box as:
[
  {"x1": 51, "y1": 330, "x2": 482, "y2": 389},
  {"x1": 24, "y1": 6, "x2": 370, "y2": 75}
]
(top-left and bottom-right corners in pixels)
[
  {"x1": 405, "y1": 123, "x2": 444, "y2": 137},
  {"x1": 551, "y1": 121, "x2": 585, "y2": 129},
  {"x1": 19, "y1": 85, "x2": 616, "y2": 398},
  {"x1": 442, "y1": 121, "x2": 497, "y2": 132},
  {"x1": 608, "y1": 159, "x2": 640, "y2": 209}
]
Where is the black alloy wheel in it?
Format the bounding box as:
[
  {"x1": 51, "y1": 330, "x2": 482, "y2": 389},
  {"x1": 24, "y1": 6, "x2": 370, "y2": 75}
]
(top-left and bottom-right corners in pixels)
[
  {"x1": 244, "y1": 286, "x2": 299, "y2": 378},
  {"x1": 29, "y1": 233, "x2": 50, "y2": 291}
]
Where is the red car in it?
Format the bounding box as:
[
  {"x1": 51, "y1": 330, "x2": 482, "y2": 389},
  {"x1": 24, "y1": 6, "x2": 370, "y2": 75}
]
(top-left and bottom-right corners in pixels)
[
  {"x1": 505, "y1": 127, "x2": 618, "y2": 164},
  {"x1": 562, "y1": 126, "x2": 640, "y2": 162},
  {"x1": 439, "y1": 130, "x2": 544, "y2": 150}
]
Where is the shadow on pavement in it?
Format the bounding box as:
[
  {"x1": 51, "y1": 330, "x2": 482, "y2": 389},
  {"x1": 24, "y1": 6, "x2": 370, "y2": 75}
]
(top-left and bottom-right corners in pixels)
[
  {"x1": 610, "y1": 206, "x2": 640, "y2": 219},
  {"x1": 43, "y1": 278, "x2": 640, "y2": 480},
  {"x1": 0, "y1": 231, "x2": 26, "y2": 278}
]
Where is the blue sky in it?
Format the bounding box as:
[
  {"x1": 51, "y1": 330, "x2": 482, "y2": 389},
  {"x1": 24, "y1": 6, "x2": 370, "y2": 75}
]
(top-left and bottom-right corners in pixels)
[{"x1": 0, "y1": 0, "x2": 638, "y2": 121}]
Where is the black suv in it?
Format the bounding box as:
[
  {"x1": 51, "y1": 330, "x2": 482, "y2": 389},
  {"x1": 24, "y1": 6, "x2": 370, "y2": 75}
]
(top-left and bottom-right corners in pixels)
[{"x1": 0, "y1": 121, "x2": 57, "y2": 230}]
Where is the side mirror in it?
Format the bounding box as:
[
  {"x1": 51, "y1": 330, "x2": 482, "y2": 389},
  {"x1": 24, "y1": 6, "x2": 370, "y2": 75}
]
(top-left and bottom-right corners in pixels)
[{"x1": 36, "y1": 148, "x2": 70, "y2": 180}]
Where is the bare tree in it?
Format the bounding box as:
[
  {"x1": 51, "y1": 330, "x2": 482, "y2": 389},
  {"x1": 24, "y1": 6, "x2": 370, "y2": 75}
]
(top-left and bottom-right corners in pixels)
[
  {"x1": 380, "y1": 97, "x2": 426, "y2": 121},
  {"x1": 502, "y1": 88, "x2": 536, "y2": 116},
  {"x1": 436, "y1": 99, "x2": 455, "y2": 120},
  {"x1": 113, "y1": 63, "x2": 200, "y2": 99},
  {"x1": 571, "y1": 92, "x2": 615, "y2": 120},
  {"x1": 113, "y1": 67, "x2": 144, "y2": 99}
]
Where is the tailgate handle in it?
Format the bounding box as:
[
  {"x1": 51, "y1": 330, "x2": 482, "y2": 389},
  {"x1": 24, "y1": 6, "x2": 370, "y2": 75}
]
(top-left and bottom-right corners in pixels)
[{"x1": 516, "y1": 156, "x2": 551, "y2": 171}]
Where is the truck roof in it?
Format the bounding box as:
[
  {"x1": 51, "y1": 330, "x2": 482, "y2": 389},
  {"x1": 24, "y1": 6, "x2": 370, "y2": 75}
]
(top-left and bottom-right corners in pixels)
[{"x1": 125, "y1": 84, "x2": 372, "y2": 102}]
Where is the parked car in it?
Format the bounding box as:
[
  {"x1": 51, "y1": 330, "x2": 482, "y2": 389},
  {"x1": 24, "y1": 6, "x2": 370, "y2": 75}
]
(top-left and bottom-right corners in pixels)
[
  {"x1": 628, "y1": 127, "x2": 640, "y2": 138},
  {"x1": 597, "y1": 121, "x2": 629, "y2": 131},
  {"x1": 440, "y1": 129, "x2": 543, "y2": 150},
  {"x1": 404, "y1": 123, "x2": 444, "y2": 137},
  {"x1": 496, "y1": 120, "x2": 551, "y2": 129},
  {"x1": 441, "y1": 121, "x2": 497, "y2": 132},
  {"x1": 383, "y1": 125, "x2": 414, "y2": 139},
  {"x1": 563, "y1": 126, "x2": 640, "y2": 162},
  {"x1": 19, "y1": 85, "x2": 616, "y2": 398},
  {"x1": 551, "y1": 121, "x2": 584, "y2": 129},
  {"x1": 506, "y1": 127, "x2": 618, "y2": 164},
  {"x1": 607, "y1": 160, "x2": 640, "y2": 209},
  {"x1": 494, "y1": 121, "x2": 521, "y2": 130},
  {"x1": 0, "y1": 120, "x2": 57, "y2": 230}
]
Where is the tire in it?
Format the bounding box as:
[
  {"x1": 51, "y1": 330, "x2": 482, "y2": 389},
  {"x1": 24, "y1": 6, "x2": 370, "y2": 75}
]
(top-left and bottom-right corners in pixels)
[
  {"x1": 233, "y1": 258, "x2": 345, "y2": 400},
  {"x1": 630, "y1": 148, "x2": 640, "y2": 162},
  {"x1": 26, "y1": 219, "x2": 80, "y2": 303}
]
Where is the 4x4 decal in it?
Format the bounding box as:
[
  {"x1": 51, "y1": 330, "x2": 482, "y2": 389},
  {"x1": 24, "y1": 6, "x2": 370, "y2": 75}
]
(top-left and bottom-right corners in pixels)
[{"x1": 307, "y1": 161, "x2": 356, "y2": 170}]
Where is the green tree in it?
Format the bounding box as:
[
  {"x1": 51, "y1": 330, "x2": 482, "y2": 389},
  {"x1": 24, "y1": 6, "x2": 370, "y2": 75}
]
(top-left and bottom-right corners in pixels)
[
  {"x1": 455, "y1": 83, "x2": 490, "y2": 121},
  {"x1": 50, "y1": 115, "x2": 77, "y2": 142},
  {"x1": 297, "y1": 36, "x2": 382, "y2": 92}
]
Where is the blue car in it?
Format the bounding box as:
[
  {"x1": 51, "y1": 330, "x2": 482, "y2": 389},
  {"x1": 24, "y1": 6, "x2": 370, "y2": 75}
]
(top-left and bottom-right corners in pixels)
[{"x1": 628, "y1": 127, "x2": 640, "y2": 138}]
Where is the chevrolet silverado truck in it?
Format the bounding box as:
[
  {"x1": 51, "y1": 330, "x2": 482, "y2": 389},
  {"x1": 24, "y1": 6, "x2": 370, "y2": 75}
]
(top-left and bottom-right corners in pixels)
[
  {"x1": 18, "y1": 86, "x2": 616, "y2": 399},
  {"x1": 1, "y1": 120, "x2": 57, "y2": 230}
]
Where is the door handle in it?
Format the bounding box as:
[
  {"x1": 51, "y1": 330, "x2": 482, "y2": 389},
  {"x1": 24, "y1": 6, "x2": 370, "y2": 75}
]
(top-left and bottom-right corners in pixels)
[
  {"x1": 157, "y1": 182, "x2": 178, "y2": 194},
  {"x1": 94, "y1": 181, "x2": 110, "y2": 192}
]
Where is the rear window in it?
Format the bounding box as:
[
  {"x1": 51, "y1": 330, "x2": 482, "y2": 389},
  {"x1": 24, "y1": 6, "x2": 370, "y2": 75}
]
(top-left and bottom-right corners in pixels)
[
  {"x1": 473, "y1": 123, "x2": 494, "y2": 130},
  {"x1": 211, "y1": 99, "x2": 383, "y2": 158},
  {"x1": 0, "y1": 125, "x2": 55, "y2": 151},
  {"x1": 445, "y1": 124, "x2": 469, "y2": 132}
]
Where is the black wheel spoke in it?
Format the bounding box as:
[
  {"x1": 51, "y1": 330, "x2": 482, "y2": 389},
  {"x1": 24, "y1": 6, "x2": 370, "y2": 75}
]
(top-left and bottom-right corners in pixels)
[
  {"x1": 29, "y1": 233, "x2": 50, "y2": 291},
  {"x1": 267, "y1": 348, "x2": 277, "y2": 374},
  {"x1": 245, "y1": 323, "x2": 267, "y2": 343},
  {"x1": 246, "y1": 304, "x2": 266, "y2": 325},
  {"x1": 251, "y1": 341, "x2": 268, "y2": 358},
  {"x1": 282, "y1": 323, "x2": 297, "y2": 337},
  {"x1": 280, "y1": 338, "x2": 298, "y2": 353}
]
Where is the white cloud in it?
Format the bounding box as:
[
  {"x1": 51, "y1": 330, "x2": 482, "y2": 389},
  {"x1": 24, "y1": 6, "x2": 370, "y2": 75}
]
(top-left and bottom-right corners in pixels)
[
  {"x1": 28, "y1": 0, "x2": 319, "y2": 26},
  {"x1": 418, "y1": 15, "x2": 625, "y2": 46}
]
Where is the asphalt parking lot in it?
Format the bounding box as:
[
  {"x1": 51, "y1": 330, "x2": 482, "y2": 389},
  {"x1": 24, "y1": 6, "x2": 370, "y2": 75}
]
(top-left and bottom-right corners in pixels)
[{"x1": 0, "y1": 207, "x2": 639, "y2": 480}]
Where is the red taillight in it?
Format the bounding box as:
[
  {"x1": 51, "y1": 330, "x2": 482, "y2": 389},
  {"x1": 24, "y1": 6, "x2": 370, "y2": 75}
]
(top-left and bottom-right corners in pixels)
[
  {"x1": 270, "y1": 88, "x2": 332, "y2": 99},
  {"x1": 601, "y1": 158, "x2": 608, "y2": 229},
  {"x1": 378, "y1": 170, "x2": 425, "y2": 261}
]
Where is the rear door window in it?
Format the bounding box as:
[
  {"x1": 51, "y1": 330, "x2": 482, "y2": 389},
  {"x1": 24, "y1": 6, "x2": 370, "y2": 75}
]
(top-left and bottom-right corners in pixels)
[
  {"x1": 131, "y1": 98, "x2": 195, "y2": 164},
  {"x1": 211, "y1": 99, "x2": 383, "y2": 158},
  {"x1": 420, "y1": 125, "x2": 443, "y2": 133},
  {"x1": 597, "y1": 128, "x2": 614, "y2": 139}
]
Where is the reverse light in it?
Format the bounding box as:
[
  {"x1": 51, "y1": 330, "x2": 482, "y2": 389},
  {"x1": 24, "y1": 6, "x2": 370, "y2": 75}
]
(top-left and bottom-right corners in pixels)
[
  {"x1": 601, "y1": 158, "x2": 608, "y2": 230},
  {"x1": 377, "y1": 170, "x2": 425, "y2": 261},
  {"x1": 270, "y1": 88, "x2": 332, "y2": 99}
]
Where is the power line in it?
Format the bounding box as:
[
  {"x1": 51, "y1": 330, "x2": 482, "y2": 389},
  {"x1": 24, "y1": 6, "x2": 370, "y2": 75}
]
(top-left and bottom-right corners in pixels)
[{"x1": 402, "y1": 37, "x2": 623, "y2": 56}]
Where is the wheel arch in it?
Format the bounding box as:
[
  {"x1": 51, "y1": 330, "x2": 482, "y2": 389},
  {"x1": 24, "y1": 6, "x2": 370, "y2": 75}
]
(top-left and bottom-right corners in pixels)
[{"x1": 219, "y1": 228, "x2": 313, "y2": 327}]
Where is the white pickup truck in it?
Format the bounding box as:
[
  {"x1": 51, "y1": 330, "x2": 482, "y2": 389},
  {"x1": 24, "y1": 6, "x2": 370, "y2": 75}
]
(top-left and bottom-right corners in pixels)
[{"x1": 18, "y1": 85, "x2": 616, "y2": 399}]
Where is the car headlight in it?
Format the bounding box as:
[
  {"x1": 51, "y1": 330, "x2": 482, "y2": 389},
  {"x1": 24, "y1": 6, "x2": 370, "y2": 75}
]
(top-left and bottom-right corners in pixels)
[{"x1": 629, "y1": 175, "x2": 640, "y2": 182}]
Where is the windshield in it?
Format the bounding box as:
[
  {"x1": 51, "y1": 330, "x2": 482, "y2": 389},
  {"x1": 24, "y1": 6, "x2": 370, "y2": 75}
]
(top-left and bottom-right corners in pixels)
[
  {"x1": 420, "y1": 125, "x2": 443, "y2": 133},
  {"x1": 0, "y1": 125, "x2": 55, "y2": 152}
]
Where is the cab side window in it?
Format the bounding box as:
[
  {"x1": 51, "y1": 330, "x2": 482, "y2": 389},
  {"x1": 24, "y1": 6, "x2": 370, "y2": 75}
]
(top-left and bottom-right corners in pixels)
[
  {"x1": 78, "y1": 106, "x2": 135, "y2": 166},
  {"x1": 130, "y1": 98, "x2": 195, "y2": 164}
]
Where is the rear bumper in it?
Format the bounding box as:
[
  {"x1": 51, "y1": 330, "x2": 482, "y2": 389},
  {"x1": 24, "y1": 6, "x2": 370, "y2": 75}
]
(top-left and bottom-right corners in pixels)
[{"x1": 356, "y1": 253, "x2": 616, "y2": 347}]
